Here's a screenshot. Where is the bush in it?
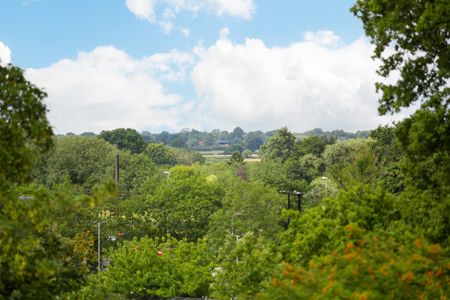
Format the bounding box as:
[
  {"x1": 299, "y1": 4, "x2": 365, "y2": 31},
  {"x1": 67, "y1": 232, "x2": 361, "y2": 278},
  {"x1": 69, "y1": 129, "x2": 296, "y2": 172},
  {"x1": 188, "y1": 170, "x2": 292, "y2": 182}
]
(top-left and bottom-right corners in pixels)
[
  {"x1": 260, "y1": 227, "x2": 449, "y2": 299},
  {"x1": 72, "y1": 236, "x2": 212, "y2": 299}
]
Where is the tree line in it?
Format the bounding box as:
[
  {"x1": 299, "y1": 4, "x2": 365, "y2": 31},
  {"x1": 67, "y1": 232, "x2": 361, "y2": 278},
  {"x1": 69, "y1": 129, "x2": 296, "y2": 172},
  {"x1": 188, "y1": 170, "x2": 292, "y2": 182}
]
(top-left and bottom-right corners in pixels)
[{"x1": 65, "y1": 126, "x2": 370, "y2": 154}]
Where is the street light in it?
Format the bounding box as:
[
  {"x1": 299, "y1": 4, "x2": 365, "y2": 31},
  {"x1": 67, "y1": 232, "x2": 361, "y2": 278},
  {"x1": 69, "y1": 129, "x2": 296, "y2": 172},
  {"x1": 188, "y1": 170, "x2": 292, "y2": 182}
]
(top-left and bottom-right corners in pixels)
[
  {"x1": 97, "y1": 221, "x2": 107, "y2": 271},
  {"x1": 231, "y1": 212, "x2": 242, "y2": 263},
  {"x1": 293, "y1": 191, "x2": 304, "y2": 213},
  {"x1": 280, "y1": 190, "x2": 303, "y2": 229}
]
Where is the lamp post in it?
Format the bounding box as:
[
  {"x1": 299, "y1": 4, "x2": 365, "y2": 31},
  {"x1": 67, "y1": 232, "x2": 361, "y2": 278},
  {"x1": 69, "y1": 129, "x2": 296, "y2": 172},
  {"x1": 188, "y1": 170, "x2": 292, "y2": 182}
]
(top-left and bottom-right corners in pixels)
[
  {"x1": 231, "y1": 212, "x2": 242, "y2": 263},
  {"x1": 97, "y1": 221, "x2": 107, "y2": 271},
  {"x1": 293, "y1": 191, "x2": 304, "y2": 213},
  {"x1": 280, "y1": 190, "x2": 304, "y2": 229},
  {"x1": 97, "y1": 222, "x2": 101, "y2": 271}
]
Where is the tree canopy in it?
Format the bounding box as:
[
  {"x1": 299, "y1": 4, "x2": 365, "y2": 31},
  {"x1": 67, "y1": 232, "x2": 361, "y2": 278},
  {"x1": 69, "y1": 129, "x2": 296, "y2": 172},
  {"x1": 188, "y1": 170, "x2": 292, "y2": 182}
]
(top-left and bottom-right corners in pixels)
[
  {"x1": 260, "y1": 127, "x2": 297, "y2": 163},
  {"x1": 99, "y1": 128, "x2": 146, "y2": 154},
  {"x1": 351, "y1": 0, "x2": 449, "y2": 114},
  {"x1": 0, "y1": 64, "x2": 53, "y2": 184}
]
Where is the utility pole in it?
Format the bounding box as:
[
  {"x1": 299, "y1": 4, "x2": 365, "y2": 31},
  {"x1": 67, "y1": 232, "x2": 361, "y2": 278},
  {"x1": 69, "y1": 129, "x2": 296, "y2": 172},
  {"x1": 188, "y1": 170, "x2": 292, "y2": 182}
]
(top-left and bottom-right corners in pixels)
[
  {"x1": 97, "y1": 222, "x2": 101, "y2": 271},
  {"x1": 114, "y1": 154, "x2": 120, "y2": 185},
  {"x1": 280, "y1": 191, "x2": 291, "y2": 229}
]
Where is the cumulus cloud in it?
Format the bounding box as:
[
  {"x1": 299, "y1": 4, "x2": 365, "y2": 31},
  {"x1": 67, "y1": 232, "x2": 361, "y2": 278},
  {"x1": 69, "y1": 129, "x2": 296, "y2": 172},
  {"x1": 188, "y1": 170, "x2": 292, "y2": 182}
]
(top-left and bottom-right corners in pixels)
[
  {"x1": 191, "y1": 30, "x2": 406, "y2": 132},
  {"x1": 125, "y1": 0, "x2": 255, "y2": 35},
  {"x1": 0, "y1": 41, "x2": 11, "y2": 66},
  {"x1": 26, "y1": 46, "x2": 195, "y2": 133},
  {"x1": 24, "y1": 30, "x2": 408, "y2": 134},
  {"x1": 125, "y1": 0, "x2": 156, "y2": 22},
  {"x1": 303, "y1": 30, "x2": 341, "y2": 47},
  {"x1": 212, "y1": 0, "x2": 255, "y2": 19}
]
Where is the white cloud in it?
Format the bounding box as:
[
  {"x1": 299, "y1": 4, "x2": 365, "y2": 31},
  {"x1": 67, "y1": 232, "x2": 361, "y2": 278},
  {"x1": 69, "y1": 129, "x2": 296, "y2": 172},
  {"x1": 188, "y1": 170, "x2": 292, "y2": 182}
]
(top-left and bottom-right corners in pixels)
[
  {"x1": 210, "y1": 0, "x2": 255, "y2": 19},
  {"x1": 125, "y1": 0, "x2": 255, "y2": 35},
  {"x1": 24, "y1": 30, "x2": 409, "y2": 134},
  {"x1": 191, "y1": 30, "x2": 407, "y2": 132},
  {"x1": 26, "y1": 46, "x2": 195, "y2": 133},
  {"x1": 304, "y1": 30, "x2": 341, "y2": 47},
  {"x1": 125, "y1": 0, "x2": 156, "y2": 22},
  {"x1": 0, "y1": 41, "x2": 11, "y2": 66}
]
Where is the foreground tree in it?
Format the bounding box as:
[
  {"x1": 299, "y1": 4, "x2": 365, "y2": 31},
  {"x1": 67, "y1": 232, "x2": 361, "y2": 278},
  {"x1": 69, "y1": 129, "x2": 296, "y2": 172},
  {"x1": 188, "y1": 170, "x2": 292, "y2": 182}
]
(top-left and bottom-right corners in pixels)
[
  {"x1": 262, "y1": 227, "x2": 449, "y2": 300},
  {"x1": 352, "y1": 0, "x2": 450, "y2": 242},
  {"x1": 0, "y1": 64, "x2": 108, "y2": 299},
  {"x1": 351, "y1": 0, "x2": 449, "y2": 115},
  {"x1": 0, "y1": 64, "x2": 53, "y2": 184}
]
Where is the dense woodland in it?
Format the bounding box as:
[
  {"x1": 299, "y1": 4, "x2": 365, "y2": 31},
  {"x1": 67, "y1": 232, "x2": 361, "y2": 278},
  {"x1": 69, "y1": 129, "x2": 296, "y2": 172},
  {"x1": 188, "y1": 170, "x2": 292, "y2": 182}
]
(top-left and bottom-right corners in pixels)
[{"x1": 0, "y1": 0, "x2": 449, "y2": 299}]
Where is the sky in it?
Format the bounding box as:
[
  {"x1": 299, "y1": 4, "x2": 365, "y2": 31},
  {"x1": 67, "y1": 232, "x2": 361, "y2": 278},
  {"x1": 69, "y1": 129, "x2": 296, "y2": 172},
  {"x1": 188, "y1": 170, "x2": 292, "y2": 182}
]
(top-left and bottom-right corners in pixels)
[{"x1": 0, "y1": 0, "x2": 408, "y2": 134}]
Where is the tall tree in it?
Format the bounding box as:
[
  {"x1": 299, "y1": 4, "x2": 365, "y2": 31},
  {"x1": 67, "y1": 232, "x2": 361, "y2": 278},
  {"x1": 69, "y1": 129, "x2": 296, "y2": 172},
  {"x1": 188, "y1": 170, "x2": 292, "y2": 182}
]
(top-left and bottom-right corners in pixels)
[
  {"x1": 297, "y1": 136, "x2": 336, "y2": 157},
  {"x1": 0, "y1": 64, "x2": 53, "y2": 184},
  {"x1": 351, "y1": 0, "x2": 449, "y2": 114},
  {"x1": 144, "y1": 143, "x2": 177, "y2": 165},
  {"x1": 244, "y1": 131, "x2": 265, "y2": 151},
  {"x1": 37, "y1": 136, "x2": 116, "y2": 191},
  {"x1": 352, "y1": 0, "x2": 450, "y2": 242},
  {"x1": 260, "y1": 127, "x2": 297, "y2": 163},
  {"x1": 99, "y1": 128, "x2": 146, "y2": 154}
]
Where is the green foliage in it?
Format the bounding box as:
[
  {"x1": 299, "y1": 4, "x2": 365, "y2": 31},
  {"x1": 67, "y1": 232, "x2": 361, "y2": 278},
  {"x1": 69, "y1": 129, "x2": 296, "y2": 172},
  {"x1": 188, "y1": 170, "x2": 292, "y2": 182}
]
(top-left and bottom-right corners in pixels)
[
  {"x1": 352, "y1": 0, "x2": 450, "y2": 246},
  {"x1": 211, "y1": 233, "x2": 281, "y2": 300},
  {"x1": 280, "y1": 185, "x2": 401, "y2": 265},
  {"x1": 226, "y1": 151, "x2": 245, "y2": 166},
  {"x1": 232, "y1": 126, "x2": 245, "y2": 139},
  {"x1": 244, "y1": 130, "x2": 265, "y2": 151},
  {"x1": 0, "y1": 64, "x2": 53, "y2": 184},
  {"x1": 0, "y1": 183, "x2": 116, "y2": 299},
  {"x1": 223, "y1": 144, "x2": 244, "y2": 155},
  {"x1": 144, "y1": 143, "x2": 177, "y2": 165},
  {"x1": 170, "y1": 147, "x2": 206, "y2": 165},
  {"x1": 75, "y1": 236, "x2": 212, "y2": 299},
  {"x1": 370, "y1": 125, "x2": 405, "y2": 193},
  {"x1": 396, "y1": 108, "x2": 450, "y2": 199},
  {"x1": 99, "y1": 128, "x2": 146, "y2": 154},
  {"x1": 260, "y1": 127, "x2": 298, "y2": 163},
  {"x1": 207, "y1": 180, "x2": 285, "y2": 252},
  {"x1": 397, "y1": 188, "x2": 450, "y2": 245},
  {"x1": 323, "y1": 139, "x2": 377, "y2": 191},
  {"x1": 298, "y1": 136, "x2": 336, "y2": 157},
  {"x1": 115, "y1": 151, "x2": 157, "y2": 198},
  {"x1": 261, "y1": 228, "x2": 449, "y2": 300},
  {"x1": 285, "y1": 154, "x2": 324, "y2": 184},
  {"x1": 303, "y1": 177, "x2": 338, "y2": 209},
  {"x1": 36, "y1": 136, "x2": 116, "y2": 192},
  {"x1": 351, "y1": 0, "x2": 449, "y2": 115},
  {"x1": 146, "y1": 165, "x2": 223, "y2": 241},
  {"x1": 0, "y1": 187, "x2": 67, "y2": 299},
  {"x1": 169, "y1": 133, "x2": 188, "y2": 148}
]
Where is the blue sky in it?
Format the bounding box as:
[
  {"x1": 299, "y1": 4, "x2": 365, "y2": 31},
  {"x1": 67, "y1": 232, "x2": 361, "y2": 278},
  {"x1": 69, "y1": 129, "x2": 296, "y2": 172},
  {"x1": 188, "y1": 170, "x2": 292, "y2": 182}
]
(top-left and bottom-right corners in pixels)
[{"x1": 0, "y1": 0, "x2": 404, "y2": 134}]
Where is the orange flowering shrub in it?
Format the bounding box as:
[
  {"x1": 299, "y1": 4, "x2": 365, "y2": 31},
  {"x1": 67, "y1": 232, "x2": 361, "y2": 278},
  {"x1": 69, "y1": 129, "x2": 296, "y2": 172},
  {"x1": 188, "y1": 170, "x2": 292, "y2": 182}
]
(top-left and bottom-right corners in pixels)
[{"x1": 259, "y1": 227, "x2": 449, "y2": 299}]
